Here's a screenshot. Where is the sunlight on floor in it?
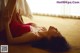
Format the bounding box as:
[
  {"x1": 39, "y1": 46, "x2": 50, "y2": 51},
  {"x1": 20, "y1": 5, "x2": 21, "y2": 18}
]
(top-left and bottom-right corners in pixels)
[{"x1": 22, "y1": 15, "x2": 80, "y2": 48}]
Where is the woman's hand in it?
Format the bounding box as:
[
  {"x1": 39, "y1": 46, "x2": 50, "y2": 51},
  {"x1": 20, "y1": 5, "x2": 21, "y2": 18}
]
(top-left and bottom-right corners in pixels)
[
  {"x1": 30, "y1": 23, "x2": 37, "y2": 27},
  {"x1": 40, "y1": 27, "x2": 47, "y2": 31}
]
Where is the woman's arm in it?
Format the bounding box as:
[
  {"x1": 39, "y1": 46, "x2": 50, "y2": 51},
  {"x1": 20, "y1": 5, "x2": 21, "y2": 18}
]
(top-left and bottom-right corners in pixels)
[
  {"x1": 5, "y1": 24, "x2": 13, "y2": 43},
  {"x1": 4, "y1": 23, "x2": 42, "y2": 44}
]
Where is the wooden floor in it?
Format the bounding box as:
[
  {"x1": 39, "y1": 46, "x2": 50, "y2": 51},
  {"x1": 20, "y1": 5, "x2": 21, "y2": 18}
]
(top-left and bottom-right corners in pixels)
[
  {"x1": 0, "y1": 15, "x2": 80, "y2": 53},
  {"x1": 23, "y1": 15, "x2": 80, "y2": 47}
]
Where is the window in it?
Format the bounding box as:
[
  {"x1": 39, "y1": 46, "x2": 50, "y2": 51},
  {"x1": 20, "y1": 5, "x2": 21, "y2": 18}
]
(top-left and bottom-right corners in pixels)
[{"x1": 27, "y1": 0, "x2": 80, "y2": 17}]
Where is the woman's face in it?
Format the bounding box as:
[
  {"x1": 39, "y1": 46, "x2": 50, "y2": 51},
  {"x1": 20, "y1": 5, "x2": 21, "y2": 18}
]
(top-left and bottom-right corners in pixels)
[{"x1": 48, "y1": 26, "x2": 62, "y2": 37}]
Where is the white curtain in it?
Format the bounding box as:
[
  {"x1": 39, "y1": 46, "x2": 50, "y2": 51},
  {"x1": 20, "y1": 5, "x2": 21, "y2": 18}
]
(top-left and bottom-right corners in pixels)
[
  {"x1": 0, "y1": 0, "x2": 33, "y2": 18},
  {"x1": 16, "y1": 0, "x2": 33, "y2": 18},
  {"x1": 27, "y1": 0, "x2": 80, "y2": 17},
  {"x1": 27, "y1": 0, "x2": 64, "y2": 15}
]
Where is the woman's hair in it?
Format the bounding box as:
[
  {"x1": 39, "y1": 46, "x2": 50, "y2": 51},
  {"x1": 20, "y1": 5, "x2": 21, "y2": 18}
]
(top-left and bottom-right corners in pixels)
[
  {"x1": 30, "y1": 36, "x2": 70, "y2": 52},
  {"x1": 49, "y1": 36, "x2": 70, "y2": 52}
]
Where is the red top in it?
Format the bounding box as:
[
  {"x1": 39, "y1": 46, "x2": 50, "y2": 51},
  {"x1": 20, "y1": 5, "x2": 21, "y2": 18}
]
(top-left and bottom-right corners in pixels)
[
  {"x1": 0, "y1": 18, "x2": 32, "y2": 41},
  {"x1": 10, "y1": 19, "x2": 32, "y2": 37},
  {"x1": 0, "y1": 12, "x2": 33, "y2": 41}
]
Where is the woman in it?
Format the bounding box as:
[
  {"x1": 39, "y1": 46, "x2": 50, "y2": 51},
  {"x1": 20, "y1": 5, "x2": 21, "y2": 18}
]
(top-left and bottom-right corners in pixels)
[{"x1": 0, "y1": 0, "x2": 70, "y2": 52}]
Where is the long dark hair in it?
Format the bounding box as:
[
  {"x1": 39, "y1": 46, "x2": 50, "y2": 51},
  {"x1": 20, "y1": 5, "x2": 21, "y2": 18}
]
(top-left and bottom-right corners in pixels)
[
  {"x1": 31, "y1": 36, "x2": 70, "y2": 52},
  {"x1": 49, "y1": 36, "x2": 70, "y2": 52}
]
